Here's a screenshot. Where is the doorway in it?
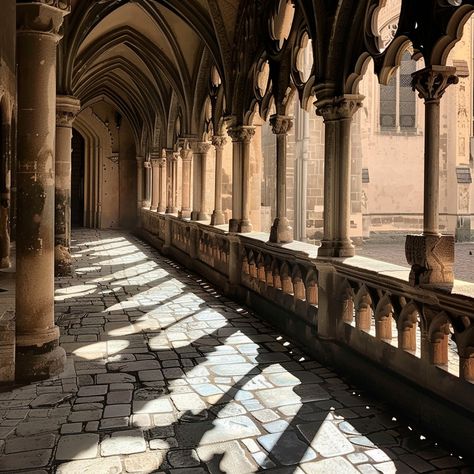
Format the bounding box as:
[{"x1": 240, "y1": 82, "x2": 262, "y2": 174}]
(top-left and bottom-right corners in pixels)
[{"x1": 71, "y1": 129, "x2": 85, "y2": 227}]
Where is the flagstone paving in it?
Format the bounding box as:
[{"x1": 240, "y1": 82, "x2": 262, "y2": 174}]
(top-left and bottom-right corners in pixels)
[{"x1": 0, "y1": 229, "x2": 472, "y2": 473}]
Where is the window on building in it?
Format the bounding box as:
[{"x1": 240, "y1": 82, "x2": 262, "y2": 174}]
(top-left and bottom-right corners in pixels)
[{"x1": 380, "y1": 52, "x2": 417, "y2": 131}]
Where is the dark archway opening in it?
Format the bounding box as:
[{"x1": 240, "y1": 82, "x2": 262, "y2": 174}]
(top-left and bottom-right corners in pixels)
[{"x1": 71, "y1": 128, "x2": 85, "y2": 228}]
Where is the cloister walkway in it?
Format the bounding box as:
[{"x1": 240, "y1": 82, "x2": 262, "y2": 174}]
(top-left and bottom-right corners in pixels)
[{"x1": 0, "y1": 230, "x2": 471, "y2": 473}]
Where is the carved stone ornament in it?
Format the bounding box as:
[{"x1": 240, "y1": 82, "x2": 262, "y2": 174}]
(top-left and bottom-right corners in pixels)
[
  {"x1": 315, "y1": 95, "x2": 364, "y2": 122},
  {"x1": 227, "y1": 126, "x2": 256, "y2": 143},
  {"x1": 211, "y1": 135, "x2": 227, "y2": 149},
  {"x1": 151, "y1": 159, "x2": 161, "y2": 168},
  {"x1": 192, "y1": 142, "x2": 211, "y2": 154},
  {"x1": 56, "y1": 96, "x2": 80, "y2": 127},
  {"x1": 143, "y1": 161, "x2": 151, "y2": 169},
  {"x1": 108, "y1": 154, "x2": 119, "y2": 165},
  {"x1": 405, "y1": 234, "x2": 454, "y2": 287},
  {"x1": 270, "y1": 114, "x2": 293, "y2": 135},
  {"x1": 17, "y1": 1, "x2": 71, "y2": 37},
  {"x1": 412, "y1": 66, "x2": 459, "y2": 103},
  {"x1": 180, "y1": 147, "x2": 194, "y2": 161}
]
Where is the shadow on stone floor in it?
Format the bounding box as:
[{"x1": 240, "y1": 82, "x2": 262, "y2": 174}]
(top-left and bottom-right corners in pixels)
[{"x1": 0, "y1": 230, "x2": 471, "y2": 473}]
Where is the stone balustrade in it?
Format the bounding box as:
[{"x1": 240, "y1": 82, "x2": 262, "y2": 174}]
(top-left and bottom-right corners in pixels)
[
  {"x1": 139, "y1": 208, "x2": 474, "y2": 451},
  {"x1": 0, "y1": 310, "x2": 15, "y2": 384}
]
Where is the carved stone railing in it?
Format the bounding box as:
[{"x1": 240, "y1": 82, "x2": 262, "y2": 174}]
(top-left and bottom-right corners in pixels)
[
  {"x1": 0, "y1": 310, "x2": 15, "y2": 384},
  {"x1": 139, "y1": 209, "x2": 474, "y2": 450}
]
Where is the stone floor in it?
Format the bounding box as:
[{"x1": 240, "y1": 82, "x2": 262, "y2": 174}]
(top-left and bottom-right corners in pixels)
[
  {"x1": 358, "y1": 241, "x2": 474, "y2": 283},
  {"x1": 0, "y1": 229, "x2": 472, "y2": 473}
]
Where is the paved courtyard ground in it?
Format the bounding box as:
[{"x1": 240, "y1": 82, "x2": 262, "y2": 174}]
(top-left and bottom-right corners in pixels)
[
  {"x1": 358, "y1": 241, "x2": 474, "y2": 283},
  {"x1": 0, "y1": 230, "x2": 471, "y2": 473}
]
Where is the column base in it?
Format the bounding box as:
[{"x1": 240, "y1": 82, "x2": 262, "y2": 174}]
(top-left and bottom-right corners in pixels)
[
  {"x1": 211, "y1": 210, "x2": 225, "y2": 226},
  {"x1": 16, "y1": 339, "x2": 66, "y2": 382},
  {"x1": 150, "y1": 206, "x2": 158, "y2": 212},
  {"x1": 269, "y1": 218, "x2": 293, "y2": 244},
  {"x1": 191, "y1": 211, "x2": 200, "y2": 221},
  {"x1": 405, "y1": 234, "x2": 454, "y2": 288},
  {"x1": 179, "y1": 210, "x2": 191, "y2": 219},
  {"x1": 239, "y1": 220, "x2": 253, "y2": 233},
  {"x1": 198, "y1": 212, "x2": 208, "y2": 221},
  {"x1": 158, "y1": 205, "x2": 166, "y2": 213},
  {"x1": 317, "y1": 239, "x2": 355, "y2": 258},
  {"x1": 229, "y1": 218, "x2": 239, "y2": 233},
  {"x1": 0, "y1": 256, "x2": 11, "y2": 269},
  {"x1": 55, "y1": 245, "x2": 72, "y2": 276}
]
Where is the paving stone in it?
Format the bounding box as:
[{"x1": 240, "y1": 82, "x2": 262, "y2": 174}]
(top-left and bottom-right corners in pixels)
[
  {"x1": 104, "y1": 404, "x2": 131, "y2": 418},
  {"x1": 0, "y1": 449, "x2": 53, "y2": 471},
  {"x1": 69, "y1": 409, "x2": 103, "y2": 422},
  {"x1": 101, "y1": 429, "x2": 146, "y2": 456},
  {"x1": 197, "y1": 441, "x2": 257, "y2": 473},
  {"x1": 4, "y1": 433, "x2": 56, "y2": 454},
  {"x1": 256, "y1": 385, "x2": 330, "y2": 408},
  {"x1": 56, "y1": 434, "x2": 100, "y2": 460},
  {"x1": 56, "y1": 456, "x2": 123, "y2": 474},
  {"x1": 167, "y1": 449, "x2": 200, "y2": 468},
  {"x1": 301, "y1": 456, "x2": 359, "y2": 473},
  {"x1": 107, "y1": 391, "x2": 133, "y2": 404},
  {"x1": 257, "y1": 432, "x2": 316, "y2": 466},
  {"x1": 16, "y1": 419, "x2": 61, "y2": 436},
  {"x1": 61, "y1": 423, "x2": 83, "y2": 434},
  {"x1": 133, "y1": 398, "x2": 174, "y2": 414},
  {"x1": 97, "y1": 373, "x2": 136, "y2": 384},
  {"x1": 123, "y1": 451, "x2": 166, "y2": 472},
  {"x1": 171, "y1": 393, "x2": 207, "y2": 411},
  {"x1": 30, "y1": 393, "x2": 73, "y2": 408},
  {"x1": 100, "y1": 417, "x2": 130, "y2": 430},
  {"x1": 298, "y1": 421, "x2": 354, "y2": 457}
]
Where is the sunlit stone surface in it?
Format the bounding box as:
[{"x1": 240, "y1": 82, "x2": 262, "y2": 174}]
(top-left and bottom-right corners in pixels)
[{"x1": 0, "y1": 230, "x2": 469, "y2": 472}]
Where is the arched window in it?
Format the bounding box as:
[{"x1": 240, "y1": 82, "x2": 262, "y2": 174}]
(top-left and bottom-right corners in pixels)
[{"x1": 380, "y1": 52, "x2": 417, "y2": 131}]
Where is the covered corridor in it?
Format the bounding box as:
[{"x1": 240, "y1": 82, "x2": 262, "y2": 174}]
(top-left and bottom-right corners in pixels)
[{"x1": 0, "y1": 229, "x2": 469, "y2": 472}]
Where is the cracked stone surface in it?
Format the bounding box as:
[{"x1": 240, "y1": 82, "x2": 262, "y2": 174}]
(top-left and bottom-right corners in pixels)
[{"x1": 0, "y1": 230, "x2": 471, "y2": 473}]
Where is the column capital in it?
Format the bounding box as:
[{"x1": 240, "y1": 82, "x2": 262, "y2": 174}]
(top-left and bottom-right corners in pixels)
[
  {"x1": 227, "y1": 125, "x2": 255, "y2": 143},
  {"x1": 270, "y1": 114, "x2": 293, "y2": 135},
  {"x1": 180, "y1": 146, "x2": 194, "y2": 162},
  {"x1": 159, "y1": 149, "x2": 167, "y2": 167},
  {"x1": 144, "y1": 160, "x2": 151, "y2": 169},
  {"x1": 56, "y1": 95, "x2": 80, "y2": 127},
  {"x1": 172, "y1": 151, "x2": 180, "y2": 162},
  {"x1": 315, "y1": 94, "x2": 364, "y2": 122},
  {"x1": 191, "y1": 141, "x2": 211, "y2": 155},
  {"x1": 411, "y1": 66, "x2": 459, "y2": 103},
  {"x1": 211, "y1": 135, "x2": 227, "y2": 150},
  {"x1": 151, "y1": 159, "x2": 161, "y2": 168},
  {"x1": 17, "y1": 1, "x2": 71, "y2": 38}
]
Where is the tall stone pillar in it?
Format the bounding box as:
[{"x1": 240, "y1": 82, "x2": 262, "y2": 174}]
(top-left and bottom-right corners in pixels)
[
  {"x1": 171, "y1": 151, "x2": 179, "y2": 214},
  {"x1": 136, "y1": 156, "x2": 144, "y2": 209},
  {"x1": 150, "y1": 155, "x2": 160, "y2": 211},
  {"x1": 210, "y1": 135, "x2": 227, "y2": 225},
  {"x1": 228, "y1": 126, "x2": 255, "y2": 233},
  {"x1": 191, "y1": 142, "x2": 211, "y2": 221},
  {"x1": 0, "y1": 121, "x2": 11, "y2": 268},
  {"x1": 269, "y1": 114, "x2": 293, "y2": 243},
  {"x1": 16, "y1": 0, "x2": 70, "y2": 381},
  {"x1": 179, "y1": 145, "x2": 193, "y2": 218},
  {"x1": 143, "y1": 160, "x2": 151, "y2": 208},
  {"x1": 316, "y1": 95, "x2": 363, "y2": 258},
  {"x1": 406, "y1": 66, "x2": 458, "y2": 287},
  {"x1": 165, "y1": 149, "x2": 173, "y2": 213},
  {"x1": 54, "y1": 95, "x2": 80, "y2": 276},
  {"x1": 158, "y1": 149, "x2": 167, "y2": 213}
]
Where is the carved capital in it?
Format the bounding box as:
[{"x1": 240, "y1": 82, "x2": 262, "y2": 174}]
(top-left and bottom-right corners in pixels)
[
  {"x1": 143, "y1": 161, "x2": 151, "y2": 169},
  {"x1": 151, "y1": 159, "x2": 161, "y2": 169},
  {"x1": 17, "y1": 1, "x2": 71, "y2": 38},
  {"x1": 192, "y1": 141, "x2": 211, "y2": 155},
  {"x1": 227, "y1": 126, "x2": 255, "y2": 143},
  {"x1": 211, "y1": 135, "x2": 227, "y2": 150},
  {"x1": 56, "y1": 96, "x2": 80, "y2": 127},
  {"x1": 172, "y1": 152, "x2": 180, "y2": 162},
  {"x1": 159, "y1": 149, "x2": 167, "y2": 166},
  {"x1": 269, "y1": 114, "x2": 293, "y2": 135},
  {"x1": 411, "y1": 66, "x2": 458, "y2": 103},
  {"x1": 180, "y1": 146, "x2": 194, "y2": 162},
  {"x1": 315, "y1": 95, "x2": 364, "y2": 122}
]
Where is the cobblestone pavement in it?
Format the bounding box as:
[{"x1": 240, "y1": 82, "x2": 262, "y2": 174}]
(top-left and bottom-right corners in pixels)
[
  {"x1": 358, "y1": 242, "x2": 474, "y2": 283},
  {"x1": 0, "y1": 230, "x2": 471, "y2": 473}
]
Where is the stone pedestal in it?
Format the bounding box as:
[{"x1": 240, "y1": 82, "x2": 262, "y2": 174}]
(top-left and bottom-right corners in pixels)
[
  {"x1": 16, "y1": 0, "x2": 70, "y2": 381},
  {"x1": 269, "y1": 115, "x2": 293, "y2": 244},
  {"x1": 55, "y1": 95, "x2": 80, "y2": 276},
  {"x1": 210, "y1": 135, "x2": 226, "y2": 226},
  {"x1": 405, "y1": 234, "x2": 454, "y2": 287}
]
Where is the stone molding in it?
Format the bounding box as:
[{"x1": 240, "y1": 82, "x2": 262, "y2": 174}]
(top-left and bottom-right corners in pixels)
[
  {"x1": 212, "y1": 135, "x2": 227, "y2": 149},
  {"x1": 315, "y1": 94, "x2": 364, "y2": 122},
  {"x1": 151, "y1": 159, "x2": 160, "y2": 168},
  {"x1": 17, "y1": 1, "x2": 70, "y2": 38},
  {"x1": 270, "y1": 114, "x2": 293, "y2": 135},
  {"x1": 180, "y1": 147, "x2": 194, "y2": 161},
  {"x1": 56, "y1": 96, "x2": 80, "y2": 127},
  {"x1": 411, "y1": 66, "x2": 459, "y2": 103},
  {"x1": 192, "y1": 141, "x2": 211, "y2": 155},
  {"x1": 227, "y1": 126, "x2": 256, "y2": 143}
]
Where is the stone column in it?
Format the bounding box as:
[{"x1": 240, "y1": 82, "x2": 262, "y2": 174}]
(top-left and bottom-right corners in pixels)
[
  {"x1": 406, "y1": 66, "x2": 458, "y2": 287},
  {"x1": 269, "y1": 114, "x2": 293, "y2": 243},
  {"x1": 211, "y1": 135, "x2": 227, "y2": 225},
  {"x1": 150, "y1": 155, "x2": 160, "y2": 211},
  {"x1": 16, "y1": 0, "x2": 70, "y2": 381},
  {"x1": 228, "y1": 126, "x2": 255, "y2": 233},
  {"x1": 316, "y1": 95, "x2": 363, "y2": 258},
  {"x1": 0, "y1": 121, "x2": 11, "y2": 268},
  {"x1": 179, "y1": 145, "x2": 193, "y2": 219},
  {"x1": 191, "y1": 142, "x2": 211, "y2": 221},
  {"x1": 158, "y1": 149, "x2": 167, "y2": 213},
  {"x1": 136, "y1": 156, "x2": 144, "y2": 210},
  {"x1": 54, "y1": 95, "x2": 80, "y2": 276},
  {"x1": 143, "y1": 160, "x2": 151, "y2": 208},
  {"x1": 165, "y1": 149, "x2": 173, "y2": 213},
  {"x1": 171, "y1": 151, "x2": 179, "y2": 214}
]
